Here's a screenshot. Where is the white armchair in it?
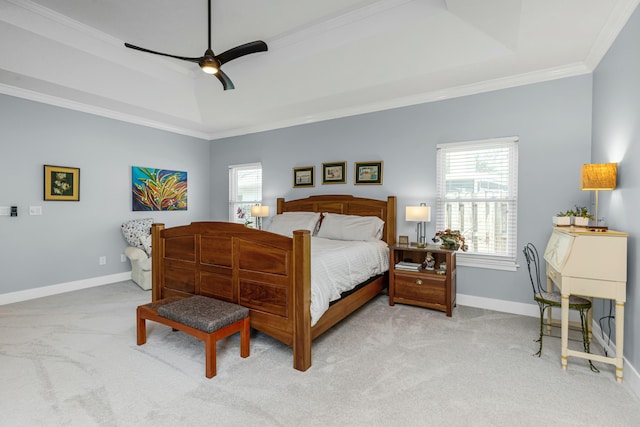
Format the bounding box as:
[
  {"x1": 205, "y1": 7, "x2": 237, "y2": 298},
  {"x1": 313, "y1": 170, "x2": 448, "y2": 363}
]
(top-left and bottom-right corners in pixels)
[
  {"x1": 121, "y1": 218, "x2": 153, "y2": 290},
  {"x1": 124, "y1": 246, "x2": 152, "y2": 290}
]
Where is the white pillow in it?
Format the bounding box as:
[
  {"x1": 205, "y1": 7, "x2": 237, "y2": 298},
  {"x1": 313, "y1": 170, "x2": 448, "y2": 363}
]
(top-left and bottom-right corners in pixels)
[
  {"x1": 316, "y1": 213, "x2": 384, "y2": 241},
  {"x1": 267, "y1": 212, "x2": 322, "y2": 237},
  {"x1": 139, "y1": 234, "x2": 152, "y2": 256}
]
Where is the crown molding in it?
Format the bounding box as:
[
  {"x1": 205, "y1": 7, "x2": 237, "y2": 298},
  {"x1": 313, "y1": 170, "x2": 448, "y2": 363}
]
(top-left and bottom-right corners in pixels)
[
  {"x1": 0, "y1": 83, "x2": 210, "y2": 140},
  {"x1": 584, "y1": 0, "x2": 640, "y2": 69},
  {"x1": 3, "y1": 0, "x2": 192, "y2": 77},
  {"x1": 206, "y1": 62, "x2": 592, "y2": 140},
  {"x1": 0, "y1": 60, "x2": 594, "y2": 142}
]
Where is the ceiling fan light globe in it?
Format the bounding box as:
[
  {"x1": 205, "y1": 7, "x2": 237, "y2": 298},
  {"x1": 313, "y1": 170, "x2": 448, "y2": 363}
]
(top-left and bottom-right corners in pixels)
[
  {"x1": 200, "y1": 63, "x2": 218, "y2": 74},
  {"x1": 199, "y1": 53, "x2": 219, "y2": 74}
]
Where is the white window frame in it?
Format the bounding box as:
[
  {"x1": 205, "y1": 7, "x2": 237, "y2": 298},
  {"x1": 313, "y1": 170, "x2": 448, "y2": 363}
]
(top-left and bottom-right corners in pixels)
[
  {"x1": 229, "y1": 162, "x2": 262, "y2": 227},
  {"x1": 436, "y1": 137, "x2": 519, "y2": 271}
]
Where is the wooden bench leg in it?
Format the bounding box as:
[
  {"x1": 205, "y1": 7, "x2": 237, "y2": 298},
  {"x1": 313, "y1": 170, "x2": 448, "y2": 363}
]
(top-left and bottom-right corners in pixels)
[
  {"x1": 137, "y1": 307, "x2": 147, "y2": 346},
  {"x1": 240, "y1": 317, "x2": 250, "y2": 358},
  {"x1": 205, "y1": 335, "x2": 216, "y2": 379}
]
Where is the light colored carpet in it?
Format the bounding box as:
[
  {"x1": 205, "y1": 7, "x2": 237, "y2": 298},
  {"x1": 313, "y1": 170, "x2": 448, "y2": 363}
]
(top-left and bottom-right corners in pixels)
[{"x1": 1, "y1": 281, "x2": 639, "y2": 426}]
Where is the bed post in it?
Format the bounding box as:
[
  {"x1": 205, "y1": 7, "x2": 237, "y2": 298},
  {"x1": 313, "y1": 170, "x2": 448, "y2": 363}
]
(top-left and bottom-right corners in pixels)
[
  {"x1": 292, "y1": 229, "x2": 312, "y2": 371},
  {"x1": 387, "y1": 196, "x2": 397, "y2": 245},
  {"x1": 151, "y1": 223, "x2": 165, "y2": 302}
]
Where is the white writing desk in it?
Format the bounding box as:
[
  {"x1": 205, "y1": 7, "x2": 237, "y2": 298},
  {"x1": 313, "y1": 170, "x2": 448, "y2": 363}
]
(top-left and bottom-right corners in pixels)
[{"x1": 544, "y1": 227, "x2": 627, "y2": 382}]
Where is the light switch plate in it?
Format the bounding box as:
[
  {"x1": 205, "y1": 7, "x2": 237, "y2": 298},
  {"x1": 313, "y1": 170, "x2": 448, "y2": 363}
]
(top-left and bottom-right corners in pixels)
[
  {"x1": 29, "y1": 206, "x2": 42, "y2": 215},
  {"x1": 0, "y1": 206, "x2": 9, "y2": 216}
]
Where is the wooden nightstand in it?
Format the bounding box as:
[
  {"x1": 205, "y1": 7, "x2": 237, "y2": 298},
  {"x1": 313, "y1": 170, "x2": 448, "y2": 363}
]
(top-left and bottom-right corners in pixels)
[{"x1": 389, "y1": 245, "x2": 457, "y2": 316}]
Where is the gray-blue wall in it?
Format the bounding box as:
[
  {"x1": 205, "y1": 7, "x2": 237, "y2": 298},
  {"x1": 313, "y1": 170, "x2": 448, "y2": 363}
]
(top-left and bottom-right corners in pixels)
[
  {"x1": 210, "y1": 76, "x2": 593, "y2": 306},
  {"x1": 0, "y1": 95, "x2": 211, "y2": 294},
  {"x1": 592, "y1": 5, "x2": 640, "y2": 375}
]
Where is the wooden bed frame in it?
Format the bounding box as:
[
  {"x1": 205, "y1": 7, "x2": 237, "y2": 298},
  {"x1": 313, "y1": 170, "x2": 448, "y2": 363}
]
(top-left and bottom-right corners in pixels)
[{"x1": 151, "y1": 194, "x2": 396, "y2": 371}]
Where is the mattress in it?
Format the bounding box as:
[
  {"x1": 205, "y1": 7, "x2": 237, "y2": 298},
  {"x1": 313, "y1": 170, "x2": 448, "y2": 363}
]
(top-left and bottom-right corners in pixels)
[{"x1": 310, "y1": 237, "x2": 389, "y2": 326}]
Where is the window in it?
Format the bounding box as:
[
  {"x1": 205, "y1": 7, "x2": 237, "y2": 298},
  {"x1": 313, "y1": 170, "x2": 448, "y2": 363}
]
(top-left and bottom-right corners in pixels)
[
  {"x1": 436, "y1": 137, "x2": 518, "y2": 271},
  {"x1": 229, "y1": 163, "x2": 262, "y2": 226}
]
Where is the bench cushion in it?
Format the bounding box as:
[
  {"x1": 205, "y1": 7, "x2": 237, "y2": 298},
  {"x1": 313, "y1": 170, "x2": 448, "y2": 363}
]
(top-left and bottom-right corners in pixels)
[{"x1": 158, "y1": 295, "x2": 249, "y2": 333}]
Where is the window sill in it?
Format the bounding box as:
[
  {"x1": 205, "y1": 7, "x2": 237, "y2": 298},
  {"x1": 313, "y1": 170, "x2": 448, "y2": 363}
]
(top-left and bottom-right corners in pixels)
[{"x1": 456, "y1": 253, "x2": 518, "y2": 271}]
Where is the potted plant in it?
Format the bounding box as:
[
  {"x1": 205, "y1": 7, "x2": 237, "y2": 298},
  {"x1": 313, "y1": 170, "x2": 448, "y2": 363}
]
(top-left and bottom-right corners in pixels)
[
  {"x1": 553, "y1": 209, "x2": 574, "y2": 226},
  {"x1": 573, "y1": 205, "x2": 594, "y2": 227},
  {"x1": 433, "y1": 229, "x2": 468, "y2": 251},
  {"x1": 236, "y1": 207, "x2": 253, "y2": 227}
]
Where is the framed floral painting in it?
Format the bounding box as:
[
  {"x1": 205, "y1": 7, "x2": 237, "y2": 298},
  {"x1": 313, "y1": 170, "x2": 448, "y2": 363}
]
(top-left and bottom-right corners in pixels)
[{"x1": 44, "y1": 165, "x2": 80, "y2": 201}]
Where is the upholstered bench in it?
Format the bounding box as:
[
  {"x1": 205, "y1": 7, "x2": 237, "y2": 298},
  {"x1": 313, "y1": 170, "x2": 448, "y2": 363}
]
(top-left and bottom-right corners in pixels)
[{"x1": 136, "y1": 295, "x2": 250, "y2": 378}]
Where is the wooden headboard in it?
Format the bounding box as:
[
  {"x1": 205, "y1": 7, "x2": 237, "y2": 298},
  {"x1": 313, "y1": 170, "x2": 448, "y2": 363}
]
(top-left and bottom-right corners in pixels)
[{"x1": 276, "y1": 194, "x2": 396, "y2": 245}]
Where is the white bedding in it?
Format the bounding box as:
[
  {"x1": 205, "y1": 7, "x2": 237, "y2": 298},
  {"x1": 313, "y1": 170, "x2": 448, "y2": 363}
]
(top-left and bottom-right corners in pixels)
[{"x1": 310, "y1": 237, "x2": 389, "y2": 326}]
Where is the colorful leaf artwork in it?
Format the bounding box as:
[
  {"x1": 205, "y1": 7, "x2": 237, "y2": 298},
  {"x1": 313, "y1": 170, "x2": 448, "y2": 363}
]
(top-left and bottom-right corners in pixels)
[{"x1": 132, "y1": 166, "x2": 187, "y2": 211}]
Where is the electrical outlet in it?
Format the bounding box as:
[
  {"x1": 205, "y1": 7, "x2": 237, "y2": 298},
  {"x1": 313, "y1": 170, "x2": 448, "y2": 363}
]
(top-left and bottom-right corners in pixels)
[
  {"x1": 99, "y1": 256, "x2": 106, "y2": 265},
  {"x1": 121, "y1": 254, "x2": 127, "y2": 262}
]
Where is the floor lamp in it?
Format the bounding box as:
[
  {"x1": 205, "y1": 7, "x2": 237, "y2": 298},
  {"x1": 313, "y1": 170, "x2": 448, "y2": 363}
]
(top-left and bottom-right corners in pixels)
[
  {"x1": 251, "y1": 205, "x2": 270, "y2": 230},
  {"x1": 405, "y1": 203, "x2": 431, "y2": 247},
  {"x1": 580, "y1": 163, "x2": 617, "y2": 227}
]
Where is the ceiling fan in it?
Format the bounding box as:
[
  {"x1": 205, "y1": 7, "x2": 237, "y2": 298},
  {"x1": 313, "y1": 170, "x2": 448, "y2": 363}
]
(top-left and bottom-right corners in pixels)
[{"x1": 124, "y1": 0, "x2": 267, "y2": 90}]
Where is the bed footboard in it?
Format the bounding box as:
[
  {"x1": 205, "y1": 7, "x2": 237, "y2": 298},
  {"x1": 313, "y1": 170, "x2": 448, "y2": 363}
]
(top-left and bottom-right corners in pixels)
[{"x1": 151, "y1": 222, "x2": 313, "y2": 370}]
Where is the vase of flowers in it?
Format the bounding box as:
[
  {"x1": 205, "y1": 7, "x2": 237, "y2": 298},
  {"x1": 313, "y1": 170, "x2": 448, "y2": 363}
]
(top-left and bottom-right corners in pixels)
[
  {"x1": 433, "y1": 229, "x2": 468, "y2": 251},
  {"x1": 236, "y1": 207, "x2": 253, "y2": 226}
]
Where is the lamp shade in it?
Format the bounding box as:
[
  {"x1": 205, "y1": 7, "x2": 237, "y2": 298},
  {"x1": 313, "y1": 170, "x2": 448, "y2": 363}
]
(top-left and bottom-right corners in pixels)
[
  {"x1": 251, "y1": 205, "x2": 270, "y2": 217},
  {"x1": 580, "y1": 163, "x2": 617, "y2": 190},
  {"x1": 405, "y1": 206, "x2": 431, "y2": 222}
]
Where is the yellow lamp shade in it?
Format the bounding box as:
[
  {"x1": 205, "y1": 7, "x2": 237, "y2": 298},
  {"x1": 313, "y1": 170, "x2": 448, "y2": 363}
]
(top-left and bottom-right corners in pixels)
[{"x1": 580, "y1": 163, "x2": 617, "y2": 190}]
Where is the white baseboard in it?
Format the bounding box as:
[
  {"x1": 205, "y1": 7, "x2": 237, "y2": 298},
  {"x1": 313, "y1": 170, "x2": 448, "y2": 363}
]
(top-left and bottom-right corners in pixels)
[
  {"x1": 0, "y1": 272, "x2": 131, "y2": 305},
  {"x1": 458, "y1": 293, "x2": 640, "y2": 399}
]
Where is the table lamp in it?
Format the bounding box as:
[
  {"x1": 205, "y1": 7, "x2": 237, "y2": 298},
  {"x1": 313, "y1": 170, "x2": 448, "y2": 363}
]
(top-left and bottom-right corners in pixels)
[
  {"x1": 250, "y1": 205, "x2": 270, "y2": 230},
  {"x1": 405, "y1": 203, "x2": 431, "y2": 247},
  {"x1": 580, "y1": 163, "x2": 617, "y2": 226}
]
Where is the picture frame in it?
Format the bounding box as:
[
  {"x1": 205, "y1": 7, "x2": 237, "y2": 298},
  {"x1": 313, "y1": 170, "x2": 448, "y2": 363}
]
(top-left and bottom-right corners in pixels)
[
  {"x1": 44, "y1": 165, "x2": 80, "y2": 201},
  {"x1": 354, "y1": 161, "x2": 383, "y2": 185},
  {"x1": 293, "y1": 166, "x2": 315, "y2": 188},
  {"x1": 398, "y1": 235, "x2": 409, "y2": 246},
  {"x1": 132, "y1": 166, "x2": 188, "y2": 211},
  {"x1": 322, "y1": 161, "x2": 346, "y2": 184}
]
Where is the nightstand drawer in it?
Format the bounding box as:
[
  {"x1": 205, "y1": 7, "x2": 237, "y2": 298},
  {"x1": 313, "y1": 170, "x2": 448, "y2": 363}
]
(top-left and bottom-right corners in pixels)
[{"x1": 394, "y1": 273, "x2": 446, "y2": 304}]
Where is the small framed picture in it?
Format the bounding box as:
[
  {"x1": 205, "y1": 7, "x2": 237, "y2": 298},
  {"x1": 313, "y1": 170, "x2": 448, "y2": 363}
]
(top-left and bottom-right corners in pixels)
[
  {"x1": 398, "y1": 235, "x2": 409, "y2": 246},
  {"x1": 44, "y1": 165, "x2": 80, "y2": 201},
  {"x1": 354, "y1": 161, "x2": 383, "y2": 185},
  {"x1": 293, "y1": 166, "x2": 315, "y2": 188},
  {"x1": 322, "y1": 161, "x2": 346, "y2": 184}
]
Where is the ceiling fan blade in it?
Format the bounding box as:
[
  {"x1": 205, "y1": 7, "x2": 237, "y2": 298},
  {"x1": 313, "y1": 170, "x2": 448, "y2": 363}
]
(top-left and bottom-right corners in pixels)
[
  {"x1": 215, "y1": 69, "x2": 235, "y2": 90},
  {"x1": 216, "y1": 41, "x2": 268, "y2": 66},
  {"x1": 124, "y1": 43, "x2": 202, "y2": 63}
]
